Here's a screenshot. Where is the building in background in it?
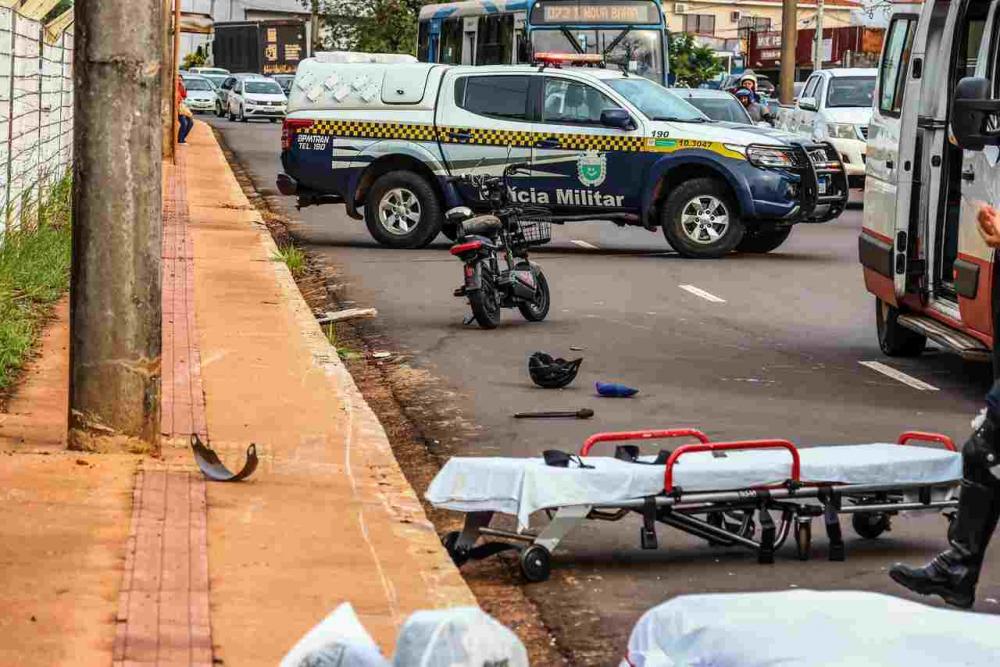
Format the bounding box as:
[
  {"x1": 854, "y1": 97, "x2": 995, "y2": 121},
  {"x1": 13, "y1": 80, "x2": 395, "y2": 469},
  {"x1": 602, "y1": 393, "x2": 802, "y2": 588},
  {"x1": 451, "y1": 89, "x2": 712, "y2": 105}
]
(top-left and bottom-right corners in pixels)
[
  {"x1": 180, "y1": 0, "x2": 314, "y2": 65},
  {"x1": 663, "y1": 0, "x2": 859, "y2": 43}
]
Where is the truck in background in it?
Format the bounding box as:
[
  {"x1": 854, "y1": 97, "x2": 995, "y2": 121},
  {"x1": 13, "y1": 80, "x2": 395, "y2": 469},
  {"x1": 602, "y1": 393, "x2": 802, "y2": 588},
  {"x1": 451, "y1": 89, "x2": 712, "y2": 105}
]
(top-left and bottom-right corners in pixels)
[{"x1": 212, "y1": 20, "x2": 310, "y2": 75}]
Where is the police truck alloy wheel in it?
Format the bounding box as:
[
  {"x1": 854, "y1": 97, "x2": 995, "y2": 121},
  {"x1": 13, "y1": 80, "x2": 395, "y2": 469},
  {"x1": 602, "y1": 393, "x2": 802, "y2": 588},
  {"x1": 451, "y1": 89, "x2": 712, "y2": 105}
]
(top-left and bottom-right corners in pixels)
[
  {"x1": 517, "y1": 268, "x2": 550, "y2": 322},
  {"x1": 662, "y1": 178, "x2": 744, "y2": 258},
  {"x1": 875, "y1": 299, "x2": 926, "y2": 357},
  {"x1": 519, "y1": 544, "x2": 551, "y2": 582},
  {"x1": 737, "y1": 226, "x2": 793, "y2": 254},
  {"x1": 364, "y1": 171, "x2": 442, "y2": 248}
]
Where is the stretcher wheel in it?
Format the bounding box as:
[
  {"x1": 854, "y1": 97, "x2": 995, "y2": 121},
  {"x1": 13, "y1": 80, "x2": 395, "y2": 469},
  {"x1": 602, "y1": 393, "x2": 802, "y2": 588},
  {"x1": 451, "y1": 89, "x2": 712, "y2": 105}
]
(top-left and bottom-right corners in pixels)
[
  {"x1": 441, "y1": 531, "x2": 468, "y2": 567},
  {"x1": 852, "y1": 512, "x2": 890, "y2": 540},
  {"x1": 519, "y1": 545, "x2": 551, "y2": 583},
  {"x1": 795, "y1": 520, "x2": 812, "y2": 561}
]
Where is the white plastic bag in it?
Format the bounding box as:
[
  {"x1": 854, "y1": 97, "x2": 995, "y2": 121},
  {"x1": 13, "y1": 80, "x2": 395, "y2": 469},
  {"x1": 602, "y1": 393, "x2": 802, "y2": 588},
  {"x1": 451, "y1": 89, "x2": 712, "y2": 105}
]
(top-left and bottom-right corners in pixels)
[
  {"x1": 280, "y1": 602, "x2": 390, "y2": 667},
  {"x1": 393, "y1": 607, "x2": 529, "y2": 667}
]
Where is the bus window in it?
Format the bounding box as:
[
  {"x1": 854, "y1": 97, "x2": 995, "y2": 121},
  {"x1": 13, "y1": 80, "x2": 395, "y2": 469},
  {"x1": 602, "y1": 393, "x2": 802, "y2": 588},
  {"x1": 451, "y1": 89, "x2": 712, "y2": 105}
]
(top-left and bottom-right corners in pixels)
[
  {"x1": 418, "y1": 21, "x2": 430, "y2": 62},
  {"x1": 477, "y1": 14, "x2": 515, "y2": 65},
  {"x1": 440, "y1": 18, "x2": 463, "y2": 64}
]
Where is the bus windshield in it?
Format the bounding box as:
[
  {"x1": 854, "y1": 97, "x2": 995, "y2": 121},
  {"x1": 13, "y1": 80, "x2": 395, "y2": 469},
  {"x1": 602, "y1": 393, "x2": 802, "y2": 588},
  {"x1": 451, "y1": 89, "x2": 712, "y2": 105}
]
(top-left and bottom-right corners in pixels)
[{"x1": 531, "y1": 28, "x2": 663, "y2": 83}]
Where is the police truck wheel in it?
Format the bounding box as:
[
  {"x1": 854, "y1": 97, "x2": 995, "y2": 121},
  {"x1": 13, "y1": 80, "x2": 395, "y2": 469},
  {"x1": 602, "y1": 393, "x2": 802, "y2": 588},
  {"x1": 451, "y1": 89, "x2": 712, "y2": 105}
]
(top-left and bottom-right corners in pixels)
[
  {"x1": 876, "y1": 299, "x2": 926, "y2": 357},
  {"x1": 519, "y1": 545, "x2": 551, "y2": 583},
  {"x1": 517, "y1": 268, "x2": 550, "y2": 322},
  {"x1": 364, "y1": 171, "x2": 442, "y2": 248},
  {"x1": 662, "y1": 178, "x2": 744, "y2": 258},
  {"x1": 737, "y1": 226, "x2": 792, "y2": 253}
]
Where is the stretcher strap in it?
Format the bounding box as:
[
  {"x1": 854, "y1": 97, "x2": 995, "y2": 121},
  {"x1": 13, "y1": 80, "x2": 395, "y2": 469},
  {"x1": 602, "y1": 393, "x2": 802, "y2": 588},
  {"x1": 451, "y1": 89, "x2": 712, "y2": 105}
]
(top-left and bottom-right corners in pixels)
[
  {"x1": 641, "y1": 496, "x2": 658, "y2": 550},
  {"x1": 819, "y1": 488, "x2": 845, "y2": 562}
]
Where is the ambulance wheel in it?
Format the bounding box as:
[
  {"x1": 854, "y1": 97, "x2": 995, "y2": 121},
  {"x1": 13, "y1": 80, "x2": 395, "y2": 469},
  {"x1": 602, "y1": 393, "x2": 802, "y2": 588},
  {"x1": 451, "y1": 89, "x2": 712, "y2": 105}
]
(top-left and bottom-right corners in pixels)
[
  {"x1": 737, "y1": 226, "x2": 792, "y2": 253},
  {"x1": 876, "y1": 299, "x2": 926, "y2": 357},
  {"x1": 441, "y1": 531, "x2": 468, "y2": 567},
  {"x1": 519, "y1": 545, "x2": 551, "y2": 583},
  {"x1": 517, "y1": 268, "x2": 550, "y2": 322},
  {"x1": 364, "y1": 171, "x2": 442, "y2": 248},
  {"x1": 852, "y1": 511, "x2": 890, "y2": 540},
  {"x1": 662, "y1": 178, "x2": 744, "y2": 259},
  {"x1": 795, "y1": 520, "x2": 812, "y2": 561}
]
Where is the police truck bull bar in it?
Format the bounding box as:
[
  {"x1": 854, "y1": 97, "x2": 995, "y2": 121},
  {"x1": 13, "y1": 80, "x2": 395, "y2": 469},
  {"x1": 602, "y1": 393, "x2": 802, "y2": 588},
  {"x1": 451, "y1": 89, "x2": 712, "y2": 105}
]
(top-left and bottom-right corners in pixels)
[{"x1": 426, "y1": 428, "x2": 960, "y2": 582}]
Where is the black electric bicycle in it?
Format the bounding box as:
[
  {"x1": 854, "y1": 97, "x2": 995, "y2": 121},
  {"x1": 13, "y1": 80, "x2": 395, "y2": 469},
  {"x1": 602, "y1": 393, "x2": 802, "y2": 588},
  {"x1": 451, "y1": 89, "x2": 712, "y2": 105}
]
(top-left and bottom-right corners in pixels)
[{"x1": 446, "y1": 164, "x2": 552, "y2": 329}]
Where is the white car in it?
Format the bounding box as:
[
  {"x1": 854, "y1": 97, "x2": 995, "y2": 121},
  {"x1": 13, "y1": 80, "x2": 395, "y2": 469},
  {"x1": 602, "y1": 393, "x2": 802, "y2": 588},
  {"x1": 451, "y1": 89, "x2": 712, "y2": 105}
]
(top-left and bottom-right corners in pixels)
[
  {"x1": 181, "y1": 75, "x2": 217, "y2": 113},
  {"x1": 776, "y1": 68, "x2": 876, "y2": 187},
  {"x1": 227, "y1": 76, "x2": 287, "y2": 122}
]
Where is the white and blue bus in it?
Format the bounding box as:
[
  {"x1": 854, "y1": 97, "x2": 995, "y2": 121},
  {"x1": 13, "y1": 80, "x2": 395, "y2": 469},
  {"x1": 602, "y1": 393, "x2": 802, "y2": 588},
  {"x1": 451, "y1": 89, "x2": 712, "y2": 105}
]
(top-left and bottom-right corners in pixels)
[{"x1": 417, "y1": 0, "x2": 669, "y2": 85}]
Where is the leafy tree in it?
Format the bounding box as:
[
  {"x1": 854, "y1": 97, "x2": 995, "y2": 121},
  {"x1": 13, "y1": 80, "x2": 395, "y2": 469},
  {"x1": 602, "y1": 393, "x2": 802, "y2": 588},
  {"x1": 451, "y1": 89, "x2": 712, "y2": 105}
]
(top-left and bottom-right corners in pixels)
[
  {"x1": 182, "y1": 47, "x2": 208, "y2": 70},
  {"x1": 43, "y1": 0, "x2": 72, "y2": 23},
  {"x1": 301, "y1": 0, "x2": 427, "y2": 54},
  {"x1": 668, "y1": 32, "x2": 722, "y2": 88}
]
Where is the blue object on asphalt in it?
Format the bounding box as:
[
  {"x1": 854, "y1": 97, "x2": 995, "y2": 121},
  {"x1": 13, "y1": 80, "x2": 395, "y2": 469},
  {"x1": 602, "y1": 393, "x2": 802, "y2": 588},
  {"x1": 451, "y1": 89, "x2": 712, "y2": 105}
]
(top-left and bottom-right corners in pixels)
[{"x1": 596, "y1": 381, "x2": 638, "y2": 397}]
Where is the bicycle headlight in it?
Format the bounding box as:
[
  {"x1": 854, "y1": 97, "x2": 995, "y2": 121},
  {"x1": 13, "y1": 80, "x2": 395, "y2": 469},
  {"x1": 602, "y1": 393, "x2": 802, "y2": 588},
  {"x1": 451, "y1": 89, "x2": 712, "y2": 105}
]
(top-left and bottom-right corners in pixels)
[{"x1": 746, "y1": 145, "x2": 797, "y2": 169}]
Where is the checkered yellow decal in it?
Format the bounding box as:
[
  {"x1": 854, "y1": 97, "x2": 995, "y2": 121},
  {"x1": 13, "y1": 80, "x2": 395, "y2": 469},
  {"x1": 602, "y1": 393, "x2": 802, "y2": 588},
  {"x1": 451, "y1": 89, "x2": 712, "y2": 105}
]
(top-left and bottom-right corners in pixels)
[{"x1": 300, "y1": 119, "x2": 742, "y2": 159}]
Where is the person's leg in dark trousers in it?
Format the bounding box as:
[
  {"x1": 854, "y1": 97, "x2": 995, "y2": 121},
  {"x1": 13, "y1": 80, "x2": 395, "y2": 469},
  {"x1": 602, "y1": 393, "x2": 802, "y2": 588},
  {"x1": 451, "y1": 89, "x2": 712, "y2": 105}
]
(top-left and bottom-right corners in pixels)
[{"x1": 178, "y1": 115, "x2": 193, "y2": 144}]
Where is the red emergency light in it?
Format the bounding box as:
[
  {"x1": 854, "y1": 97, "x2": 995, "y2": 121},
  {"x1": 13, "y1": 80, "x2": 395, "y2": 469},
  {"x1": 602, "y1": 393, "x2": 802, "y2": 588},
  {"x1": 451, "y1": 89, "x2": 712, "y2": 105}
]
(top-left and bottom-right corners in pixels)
[{"x1": 533, "y1": 52, "x2": 605, "y2": 68}]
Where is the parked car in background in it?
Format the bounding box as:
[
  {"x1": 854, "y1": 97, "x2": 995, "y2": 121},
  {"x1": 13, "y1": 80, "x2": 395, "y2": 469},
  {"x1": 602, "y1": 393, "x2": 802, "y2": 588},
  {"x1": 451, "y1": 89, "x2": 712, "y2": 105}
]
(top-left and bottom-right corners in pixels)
[
  {"x1": 673, "y1": 89, "x2": 755, "y2": 125},
  {"x1": 214, "y1": 72, "x2": 258, "y2": 117},
  {"x1": 189, "y1": 66, "x2": 230, "y2": 77},
  {"x1": 180, "y1": 75, "x2": 217, "y2": 113},
  {"x1": 776, "y1": 68, "x2": 876, "y2": 187},
  {"x1": 226, "y1": 76, "x2": 287, "y2": 122},
  {"x1": 273, "y1": 74, "x2": 295, "y2": 94}
]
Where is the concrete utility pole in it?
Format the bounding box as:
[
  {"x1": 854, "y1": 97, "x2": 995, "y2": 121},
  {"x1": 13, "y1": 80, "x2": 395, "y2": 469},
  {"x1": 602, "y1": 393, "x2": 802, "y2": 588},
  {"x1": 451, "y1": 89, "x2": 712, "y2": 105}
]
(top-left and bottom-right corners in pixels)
[
  {"x1": 779, "y1": 0, "x2": 797, "y2": 105},
  {"x1": 70, "y1": 0, "x2": 163, "y2": 451},
  {"x1": 162, "y1": 0, "x2": 175, "y2": 161},
  {"x1": 813, "y1": 0, "x2": 825, "y2": 72}
]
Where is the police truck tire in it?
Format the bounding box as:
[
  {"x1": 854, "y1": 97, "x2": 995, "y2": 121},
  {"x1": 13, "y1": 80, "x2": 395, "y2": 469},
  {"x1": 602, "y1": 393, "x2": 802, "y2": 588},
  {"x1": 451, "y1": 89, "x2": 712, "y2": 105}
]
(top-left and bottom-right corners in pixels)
[
  {"x1": 661, "y1": 178, "x2": 744, "y2": 259},
  {"x1": 364, "y1": 171, "x2": 442, "y2": 248},
  {"x1": 737, "y1": 226, "x2": 792, "y2": 253},
  {"x1": 876, "y1": 299, "x2": 926, "y2": 357}
]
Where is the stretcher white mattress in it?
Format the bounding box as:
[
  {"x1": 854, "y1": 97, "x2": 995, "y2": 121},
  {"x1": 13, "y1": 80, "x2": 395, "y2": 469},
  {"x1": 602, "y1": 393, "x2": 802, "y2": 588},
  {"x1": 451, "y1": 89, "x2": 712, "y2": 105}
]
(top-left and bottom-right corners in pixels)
[
  {"x1": 623, "y1": 590, "x2": 1000, "y2": 666},
  {"x1": 425, "y1": 444, "x2": 961, "y2": 529}
]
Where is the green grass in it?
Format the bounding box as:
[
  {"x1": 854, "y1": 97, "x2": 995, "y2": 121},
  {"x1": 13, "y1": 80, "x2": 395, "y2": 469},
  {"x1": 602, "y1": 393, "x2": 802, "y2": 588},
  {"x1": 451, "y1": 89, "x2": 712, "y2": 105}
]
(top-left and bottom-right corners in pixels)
[
  {"x1": 272, "y1": 243, "x2": 306, "y2": 278},
  {"x1": 322, "y1": 322, "x2": 359, "y2": 360},
  {"x1": 0, "y1": 175, "x2": 72, "y2": 391}
]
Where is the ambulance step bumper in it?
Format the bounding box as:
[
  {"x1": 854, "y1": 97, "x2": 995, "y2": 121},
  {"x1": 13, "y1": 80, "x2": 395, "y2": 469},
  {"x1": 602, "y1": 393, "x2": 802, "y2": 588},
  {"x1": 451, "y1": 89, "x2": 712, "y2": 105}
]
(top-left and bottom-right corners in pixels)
[{"x1": 898, "y1": 313, "x2": 991, "y2": 361}]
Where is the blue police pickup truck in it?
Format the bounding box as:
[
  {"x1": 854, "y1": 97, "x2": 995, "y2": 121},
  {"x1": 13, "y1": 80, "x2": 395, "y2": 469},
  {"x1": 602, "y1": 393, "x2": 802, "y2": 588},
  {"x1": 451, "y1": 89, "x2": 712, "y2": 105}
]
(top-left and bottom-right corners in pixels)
[{"x1": 277, "y1": 56, "x2": 847, "y2": 258}]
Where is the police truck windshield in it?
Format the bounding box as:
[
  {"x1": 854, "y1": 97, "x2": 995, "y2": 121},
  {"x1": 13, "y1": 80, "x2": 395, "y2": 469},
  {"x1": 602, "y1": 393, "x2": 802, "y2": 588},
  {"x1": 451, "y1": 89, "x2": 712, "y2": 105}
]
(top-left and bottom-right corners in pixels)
[
  {"x1": 245, "y1": 81, "x2": 283, "y2": 95},
  {"x1": 826, "y1": 76, "x2": 876, "y2": 108},
  {"x1": 607, "y1": 78, "x2": 708, "y2": 122}
]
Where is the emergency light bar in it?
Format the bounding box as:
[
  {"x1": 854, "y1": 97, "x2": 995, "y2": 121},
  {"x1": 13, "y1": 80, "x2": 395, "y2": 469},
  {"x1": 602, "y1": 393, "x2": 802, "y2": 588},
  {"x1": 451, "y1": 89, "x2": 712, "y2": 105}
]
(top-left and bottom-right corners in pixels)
[{"x1": 533, "y1": 52, "x2": 605, "y2": 68}]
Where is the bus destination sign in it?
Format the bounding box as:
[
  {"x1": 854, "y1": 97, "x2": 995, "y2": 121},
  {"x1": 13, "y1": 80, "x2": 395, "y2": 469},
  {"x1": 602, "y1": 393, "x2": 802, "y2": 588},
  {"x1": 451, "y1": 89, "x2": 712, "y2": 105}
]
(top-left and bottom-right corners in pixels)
[{"x1": 534, "y1": 1, "x2": 660, "y2": 25}]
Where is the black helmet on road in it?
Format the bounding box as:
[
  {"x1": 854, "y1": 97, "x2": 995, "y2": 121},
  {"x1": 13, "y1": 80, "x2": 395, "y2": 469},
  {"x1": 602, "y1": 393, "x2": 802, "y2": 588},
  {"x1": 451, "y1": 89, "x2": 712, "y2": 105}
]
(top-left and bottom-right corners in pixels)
[{"x1": 528, "y1": 352, "x2": 583, "y2": 389}]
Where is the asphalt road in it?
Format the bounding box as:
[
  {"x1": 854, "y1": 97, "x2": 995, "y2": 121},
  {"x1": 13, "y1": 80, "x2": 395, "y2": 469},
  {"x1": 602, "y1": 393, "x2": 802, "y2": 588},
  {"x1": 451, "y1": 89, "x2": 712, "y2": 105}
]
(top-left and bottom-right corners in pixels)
[{"x1": 208, "y1": 115, "x2": 1000, "y2": 664}]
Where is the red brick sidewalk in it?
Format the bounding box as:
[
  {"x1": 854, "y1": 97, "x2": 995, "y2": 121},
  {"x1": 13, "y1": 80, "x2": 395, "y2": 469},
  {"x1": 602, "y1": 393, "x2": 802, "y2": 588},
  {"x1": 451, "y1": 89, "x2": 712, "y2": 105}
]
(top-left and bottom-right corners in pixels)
[{"x1": 112, "y1": 152, "x2": 213, "y2": 666}]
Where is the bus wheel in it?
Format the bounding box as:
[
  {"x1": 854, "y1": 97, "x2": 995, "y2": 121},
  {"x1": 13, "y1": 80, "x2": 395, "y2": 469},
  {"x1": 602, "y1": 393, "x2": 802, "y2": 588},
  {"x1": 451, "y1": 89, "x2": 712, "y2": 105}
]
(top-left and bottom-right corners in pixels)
[
  {"x1": 662, "y1": 178, "x2": 744, "y2": 259},
  {"x1": 876, "y1": 299, "x2": 926, "y2": 357},
  {"x1": 364, "y1": 171, "x2": 442, "y2": 249}
]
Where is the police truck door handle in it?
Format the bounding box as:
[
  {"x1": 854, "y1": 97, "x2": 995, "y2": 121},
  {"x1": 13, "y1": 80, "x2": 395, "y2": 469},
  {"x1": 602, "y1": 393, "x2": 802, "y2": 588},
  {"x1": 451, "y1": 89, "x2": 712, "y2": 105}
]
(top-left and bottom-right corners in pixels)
[
  {"x1": 962, "y1": 169, "x2": 975, "y2": 182},
  {"x1": 536, "y1": 137, "x2": 560, "y2": 149},
  {"x1": 448, "y1": 130, "x2": 472, "y2": 141}
]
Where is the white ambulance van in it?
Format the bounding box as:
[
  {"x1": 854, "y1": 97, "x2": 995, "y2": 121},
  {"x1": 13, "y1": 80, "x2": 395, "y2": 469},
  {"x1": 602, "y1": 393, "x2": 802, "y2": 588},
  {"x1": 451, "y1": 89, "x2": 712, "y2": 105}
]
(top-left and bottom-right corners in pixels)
[{"x1": 860, "y1": 0, "x2": 999, "y2": 362}]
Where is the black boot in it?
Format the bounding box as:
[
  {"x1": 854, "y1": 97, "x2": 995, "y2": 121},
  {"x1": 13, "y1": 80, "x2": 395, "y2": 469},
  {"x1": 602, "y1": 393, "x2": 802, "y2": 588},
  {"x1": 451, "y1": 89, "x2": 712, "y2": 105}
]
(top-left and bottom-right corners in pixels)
[{"x1": 890, "y1": 479, "x2": 998, "y2": 608}]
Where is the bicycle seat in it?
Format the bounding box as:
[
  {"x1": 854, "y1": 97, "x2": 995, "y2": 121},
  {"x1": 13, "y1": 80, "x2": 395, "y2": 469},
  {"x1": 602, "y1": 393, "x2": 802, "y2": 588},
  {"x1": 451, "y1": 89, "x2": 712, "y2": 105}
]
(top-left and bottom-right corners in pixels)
[
  {"x1": 461, "y1": 215, "x2": 502, "y2": 237},
  {"x1": 445, "y1": 206, "x2": 473, "y2": 223}
]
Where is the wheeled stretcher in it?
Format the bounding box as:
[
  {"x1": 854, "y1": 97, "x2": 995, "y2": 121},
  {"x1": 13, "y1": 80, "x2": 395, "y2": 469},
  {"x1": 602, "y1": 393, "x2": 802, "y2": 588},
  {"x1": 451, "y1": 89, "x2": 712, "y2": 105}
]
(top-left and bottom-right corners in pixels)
[{"x1": 425, "y1": 429, "x2": 962, "y2": 582}]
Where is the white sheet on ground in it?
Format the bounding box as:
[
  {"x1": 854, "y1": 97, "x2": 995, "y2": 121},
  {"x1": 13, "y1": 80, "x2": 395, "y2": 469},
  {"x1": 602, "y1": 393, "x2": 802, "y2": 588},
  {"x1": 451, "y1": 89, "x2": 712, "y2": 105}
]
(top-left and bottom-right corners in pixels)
[
  {"x1": 280, "y1": 602, "x2": 389, "y2": 667},
  {"x1": 393, "y1": 607, "x2": 528, "y2": 667},
  {"x1": 425, "y1": 444, "x2": 961, "y2": 529},
  {"x1": 622, "y1": 590, "x2": 1000, "y2": 666}
]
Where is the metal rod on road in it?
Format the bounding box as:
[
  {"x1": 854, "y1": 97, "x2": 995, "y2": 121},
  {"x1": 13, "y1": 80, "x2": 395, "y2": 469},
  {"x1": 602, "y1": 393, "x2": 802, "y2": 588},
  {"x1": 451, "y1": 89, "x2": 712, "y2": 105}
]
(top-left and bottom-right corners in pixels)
[
  {"x1": 70, "y1": 0, "x2": 164, "y2": 451},
  {"x1": 779, "y1": 0, "x2": 797, "y2": 105}
]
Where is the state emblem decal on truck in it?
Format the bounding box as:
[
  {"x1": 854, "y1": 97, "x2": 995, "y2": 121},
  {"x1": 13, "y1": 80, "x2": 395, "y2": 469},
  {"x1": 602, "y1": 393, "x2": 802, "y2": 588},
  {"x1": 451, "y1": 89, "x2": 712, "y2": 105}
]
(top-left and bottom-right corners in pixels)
[{"x1": 576, "y1": 152, "x2": 607, "y2": 187}]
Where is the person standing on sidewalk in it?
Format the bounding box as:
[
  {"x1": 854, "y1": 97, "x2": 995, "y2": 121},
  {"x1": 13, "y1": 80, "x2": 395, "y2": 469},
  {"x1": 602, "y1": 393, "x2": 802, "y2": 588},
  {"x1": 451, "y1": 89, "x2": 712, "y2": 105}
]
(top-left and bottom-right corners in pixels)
[
  {"x1": 177, "y1": 76, "x2": 193, "y2": 144},
  {"x1": 890, "y1": 204, "x2": 1000, "y2": 608}
]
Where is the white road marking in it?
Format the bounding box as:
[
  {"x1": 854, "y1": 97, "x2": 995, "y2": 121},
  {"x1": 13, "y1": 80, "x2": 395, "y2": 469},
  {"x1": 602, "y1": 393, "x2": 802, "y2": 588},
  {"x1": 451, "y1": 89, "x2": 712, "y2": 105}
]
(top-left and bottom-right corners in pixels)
[
  {"x1": 679, "y1": 284, "x2": 726, "y2": 303},
  {"x1": 859, "y1": 361, "x2": 940, "y2": 392},
  {"x1": 571, "y1": 239, "x2": 599, "y2": 250}
]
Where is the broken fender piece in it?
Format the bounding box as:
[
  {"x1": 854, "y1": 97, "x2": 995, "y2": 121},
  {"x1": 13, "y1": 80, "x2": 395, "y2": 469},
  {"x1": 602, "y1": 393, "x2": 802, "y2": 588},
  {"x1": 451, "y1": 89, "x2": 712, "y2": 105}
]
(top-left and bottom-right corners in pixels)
[{"x1": 190, "y1": 434, "x2": 259, "y2": 482}]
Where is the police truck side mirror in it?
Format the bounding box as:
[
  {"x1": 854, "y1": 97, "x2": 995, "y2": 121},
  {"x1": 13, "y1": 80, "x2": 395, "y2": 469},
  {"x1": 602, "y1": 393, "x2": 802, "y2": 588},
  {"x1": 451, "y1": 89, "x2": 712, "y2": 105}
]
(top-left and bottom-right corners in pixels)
[
  {"x1": 952, "y1": 76, "x2": 1000, "y2": 151},
  {"x1": 601, "y1": 109, "x2": 635, "y2": 130},
  {"x1": 797, "y1": 97, "x2": 817, "y2": 111}
]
